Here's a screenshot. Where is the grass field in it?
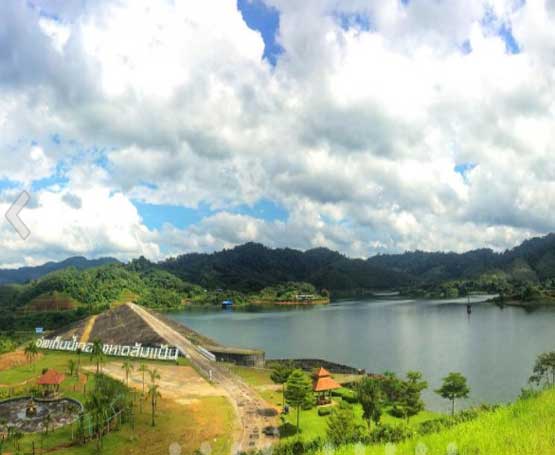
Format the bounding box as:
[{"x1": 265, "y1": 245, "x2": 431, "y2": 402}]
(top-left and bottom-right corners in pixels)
[
  {"x1": 0, "y1": 350, "x2": 234, "y2": 455},
  {"x1": 321, "y1": 389, "x2": 555, "y2": 455},
  {"x1": 228, "y1": 365, "x2": 439, "y2": 443},
  {"x1": 277, "y1": 396, "x2": 439, "y2": 442}
]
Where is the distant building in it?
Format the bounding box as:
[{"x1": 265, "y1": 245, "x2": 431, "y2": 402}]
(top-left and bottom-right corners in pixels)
[
  {"x1": 295, "y1": 294, "x2": 315, "y2": 301},
  {"x1": 221, "y1": 299, "x2": 233, "y2": 309}
]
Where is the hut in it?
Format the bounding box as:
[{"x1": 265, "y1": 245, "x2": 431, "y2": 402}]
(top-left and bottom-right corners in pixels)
[
  {"x1": 312, "y1": 367, "x2": 341, "y2": 405},
  {"x1": 37, "y1": 369, "x2": 65, "y2": 398}
]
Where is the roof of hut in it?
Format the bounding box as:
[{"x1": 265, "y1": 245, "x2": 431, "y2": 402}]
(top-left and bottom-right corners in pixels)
[
  {"x1": 37, "y1": 369, "x2": 65, "y2": 385},
  {"x1": 313, "y1": 367, "x2": 341, "y2": 392}
]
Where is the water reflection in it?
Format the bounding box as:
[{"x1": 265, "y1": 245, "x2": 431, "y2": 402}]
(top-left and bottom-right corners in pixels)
[{"x1": 168, "y1": 296, "x2": 555, "y2": 412}]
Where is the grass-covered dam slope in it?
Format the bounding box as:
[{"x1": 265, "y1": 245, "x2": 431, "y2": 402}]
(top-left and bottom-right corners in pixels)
[{"x1": 322, "y1": 389, "x2": 555, "y2": 455}]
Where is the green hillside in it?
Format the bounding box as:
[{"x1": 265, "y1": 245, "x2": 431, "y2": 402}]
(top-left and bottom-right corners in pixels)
[
  {"x1": 2, "y1": 233, "x2": 555, "y2": 314},
  {"x1": 0, "y1": 261, "x2": 328, "y2": 331},
  {"x1": 314, "y1": 388, "x2": 555, "y2": 455}
]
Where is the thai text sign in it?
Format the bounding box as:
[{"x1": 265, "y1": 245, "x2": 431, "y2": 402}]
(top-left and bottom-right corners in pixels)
[{"x1": 36, "y1": 336, "x2": 180, "y2": 361}]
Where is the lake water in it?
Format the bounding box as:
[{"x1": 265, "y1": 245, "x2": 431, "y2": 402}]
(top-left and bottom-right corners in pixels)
[{"x1": 168, "y1": 296, "x2": 555, "y2": 412}]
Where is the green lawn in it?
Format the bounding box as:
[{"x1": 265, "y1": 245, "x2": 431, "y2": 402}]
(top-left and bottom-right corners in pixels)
[
  {"x1": 281, "y1": 400, "x2": 439, "y2": 442},
  {"x1": 1, "y1": 351, "x2": 232, "y2": 455},
  {"x1": 228, "y1": 364, "x2": 440, "y2": 443},
  {"x1": 228, "y1": 364, "x2": 273, "y2": 386},
  {"x1": 314, "y1": 389, "x2": 555, "y2": 455}
]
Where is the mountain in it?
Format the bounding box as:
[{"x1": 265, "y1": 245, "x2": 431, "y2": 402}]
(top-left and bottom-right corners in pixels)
[
  {"x1": 366, "y1": 234, "x2": 555, "y2": 286},
  {"x1": 159, "y1": 234, "x2": 555, "y2": 293},
  {"x1": 0, "y1": 256, "x2": 120, "y2": 285},
  {"x1": 159, "y1": 242, "x2": 413, "y2": 292},
  {"x1": 2, "y1": 233, "x2": 555, "y2": 295}
]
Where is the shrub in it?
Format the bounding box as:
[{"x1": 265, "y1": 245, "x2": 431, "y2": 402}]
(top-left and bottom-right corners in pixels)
[
  {"x1": 418, "y1": 418, "x2": 448, "y2": 435},
  {"x1": 318, "y1": 407, "x2": 332, "y2": 416},
  {"x1": 271, "y1": 438, "x2": 325, "y2": 455},
  {"x1": 332, "y1": 388, "x2": 358, "y2": 404},
  {"x1": 369, "y1": 423, "x2": 414, "y2": 444},
  {"x1": 519, "y1": 388, "x2": 541, "y2": 401}
]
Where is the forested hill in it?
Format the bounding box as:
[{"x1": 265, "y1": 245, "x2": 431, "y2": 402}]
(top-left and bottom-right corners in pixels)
[
  {"x1": 158, "y1": 242, "x2": 413, "y2": 292},
  {"x1": 2, "y1": 233, "x2": 555, "y2": 294},
  {"x1": 0, "y1": 256, "x2": 119, "y2": 285},
  {"x1": 366, "y1": 233, "x2": 555, "y2": 285}
]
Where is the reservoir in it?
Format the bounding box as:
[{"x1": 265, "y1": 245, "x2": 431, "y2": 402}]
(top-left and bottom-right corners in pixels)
[{"x1": 168, "y1": 296, "x2": 555, "y2": 412}]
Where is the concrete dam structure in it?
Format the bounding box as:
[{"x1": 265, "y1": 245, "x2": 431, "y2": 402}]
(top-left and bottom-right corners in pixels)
[{"x1": 48, "y1": 302, "x2": 265, "y2": 367}]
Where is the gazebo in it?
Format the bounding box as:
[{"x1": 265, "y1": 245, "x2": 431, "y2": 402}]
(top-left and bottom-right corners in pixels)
[
  {"x1": 312, "y1": 367, "x2": 341, "y2": 405},
  {"x1": 37, "y1": 369, "x2": 65, "y2": 398}
]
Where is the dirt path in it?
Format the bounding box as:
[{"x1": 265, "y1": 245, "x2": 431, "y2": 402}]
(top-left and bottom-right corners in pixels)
[
  {"x1": 128, "y1": 303, "x2": 278, "y2": 453},
  {"x1": 0, "y1": 350, "x2": 42, "y2": 372},
  {"x1": 95, "y1": 362, "x2": 226, "y2": 401}
]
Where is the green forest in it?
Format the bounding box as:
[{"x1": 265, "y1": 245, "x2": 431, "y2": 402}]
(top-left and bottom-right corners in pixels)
[
  {"x1": 3, "y1": 233, "x2": 555, "y2": 333},
  {"x1": 0, "y1": 259, "x2": 328, "y2": 332}
]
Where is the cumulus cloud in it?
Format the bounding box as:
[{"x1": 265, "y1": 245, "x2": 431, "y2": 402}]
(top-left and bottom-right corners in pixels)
[{"x1": 0, "y1": 0, "x2": 554, "y2": 265}]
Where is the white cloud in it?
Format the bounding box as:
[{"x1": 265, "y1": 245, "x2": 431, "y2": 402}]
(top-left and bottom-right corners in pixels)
[
  {"x1": 0, "y1": 183, "x2": 160, "y2": 267},
  {"x1": 0, "y1": 0, "x2": 553, "y2": 265}
]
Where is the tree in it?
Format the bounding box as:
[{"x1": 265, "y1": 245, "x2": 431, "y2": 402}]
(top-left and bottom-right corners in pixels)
[
  {"x1": 138, "y1": 363, "x2": 148, "y2": 395},
  {"x1": 398, "y1": 371, "x2": 428, "y2": 422},
  {"x1": 76, "y1": 347, "x2": 82, "y2": 376},
  {"x1": 356, "y1": 376, "x2": 384, "y2": 430},
  {"x1": 43, "y1": 412, "x2": 52, "y2": 436},
  {"x1": 147, "y1": 383, "x2": 161, "y2": 427},
  {"x1": 326, "y1": 401, "x2": 363, "y2": 446},
  {"x1": 284, "y1": 369, "x2": 312, "y2": 435},
  {"x1": 90, "y1": 339, "x2": 105, "y2": 376},
  {"x1": 68, "y1": 359, "x2": 76, "y2": 377},
  {"x1": 381, "y1": 371, "x2": 403, "y2": 405},
  {"x1": 529, "y1": 352, "x2": 555, "y2": 387},
  {"x1": 122, "y1": 360, "x2": 134, "y2": 387},
  {"x1": 149, "y1": 368, "x2": 161, "y2": 385},
  {"x1": 148, "y1": 368, "x2": 161, "y2": 410},
  {"x1": 88, "y1": 391, "x2": 108, "y2": 452},
  {"x1": 270, "y1": 362, "x2": 293, "y2": 407},
  {"x1": 435, "y1": 372, "x2": 470, "y2": 416},
  {"x1": 24, "y1": 341, "x2": 39, "y2": 370}
]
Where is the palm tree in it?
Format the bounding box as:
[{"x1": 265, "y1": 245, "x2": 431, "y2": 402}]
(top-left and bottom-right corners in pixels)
[
  {"x1": 88, "y1": 392, "x2": 107, "y2": 452},
  {"x1": 24, "y1": 341, "x2": 39, "y2": 371},
  {"x1": 147, "y1": 383, "x2": 161, "y2": 427},
  {"x1": 121, "y1": 361, "x2": 134, "y2": 387},
  {"x1": 148, "y1": 368, "x2": 160, "y2": 385},
  {"x1": 68, "y1": 359, "x2": 76, "y2": 377},
  {"x1": 90, "y1": 339, "x2": 105, "y2": 376},
  {"x1": 138, "y1": 363, "x2": 148, "y2": 395},
  {"x1": 76, "y1": 347, "x2": 82, "y2": 376}
]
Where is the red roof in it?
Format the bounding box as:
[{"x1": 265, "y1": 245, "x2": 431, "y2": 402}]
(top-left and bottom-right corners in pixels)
[
  {"x1": 37, "y1": 369, "x2": 65, "y2": 385},
  {"x1": 313, "y1": 376, "x2": 341, "y2": 392},
  {"x1": 314, "y1": 367, "x2": 332, "y2": 378},
  {"x1": 312, "y1": 367, "x2": 341, "y2": 392}
]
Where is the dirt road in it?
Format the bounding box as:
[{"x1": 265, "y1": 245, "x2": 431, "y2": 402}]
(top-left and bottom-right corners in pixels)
[{"x1": 128, "y1": 303, "x2": 278, "y2": 453}]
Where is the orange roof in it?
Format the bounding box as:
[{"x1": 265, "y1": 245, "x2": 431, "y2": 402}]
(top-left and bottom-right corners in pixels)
[
  {"x1": 314, "y1": 367, "x2": 332, "y2": 378},
  {"x1": 313, "y1": 376, "x2": 341, "y2": 392},
  {"x1": 37, "y1": 369, "x2": 65, "y2": 385}
]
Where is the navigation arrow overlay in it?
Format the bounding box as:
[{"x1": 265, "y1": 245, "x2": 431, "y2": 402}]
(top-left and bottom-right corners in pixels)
[{"x1": 5, "y1": 191, "x2": 31, "y2": 239}]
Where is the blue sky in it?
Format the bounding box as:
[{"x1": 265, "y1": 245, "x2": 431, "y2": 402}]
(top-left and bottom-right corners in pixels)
[
  {"x1": 135, "y1": 198, "x2": 288, "y2": 230},
  {"x1": 237, "y1": 0, "x2": 282, "y2": 65}
]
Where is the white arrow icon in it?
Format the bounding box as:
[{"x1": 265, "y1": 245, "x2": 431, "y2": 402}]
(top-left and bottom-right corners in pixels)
[{"x1": 5, "y1": 191, "x2": 31, "y2": 239}]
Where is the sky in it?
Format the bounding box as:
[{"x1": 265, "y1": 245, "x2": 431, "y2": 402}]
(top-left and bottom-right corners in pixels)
[{"x1": 0, "y1": 0, "x2": 554, "y2": 267}]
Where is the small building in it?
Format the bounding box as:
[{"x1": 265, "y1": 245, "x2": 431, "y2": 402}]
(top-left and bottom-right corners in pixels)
[
  {"x1": 313, "y1": 367, "x2": 341, "y2": 405},
  {"x1": 37, "y1": 369, "x2": 65, "y2": 398}
]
